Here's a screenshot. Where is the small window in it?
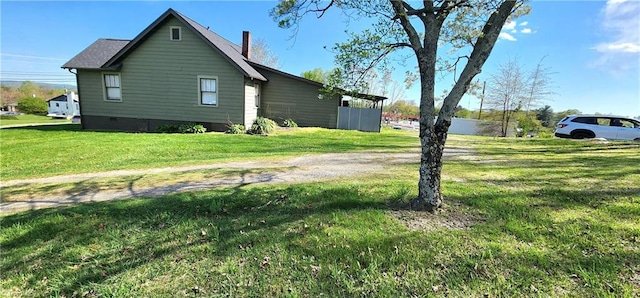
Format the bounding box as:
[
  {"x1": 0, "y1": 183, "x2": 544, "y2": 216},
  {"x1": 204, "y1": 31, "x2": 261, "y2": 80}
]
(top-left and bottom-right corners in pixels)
[
  {"x1": 199, "y1": 77, "x2": 217, "y2": 106},
  {"x1": 254, "y1": 83, "x2": 260, "y2": 108},
  {"x1": 170, "y1": 26, "x2": 181, "y2": 41},
  {"x1": 55, "y1": 103, "x2": 59, "y2": 107},
  {"x1": 104, "y1": 74, "x2": 122, "y2": 101}
]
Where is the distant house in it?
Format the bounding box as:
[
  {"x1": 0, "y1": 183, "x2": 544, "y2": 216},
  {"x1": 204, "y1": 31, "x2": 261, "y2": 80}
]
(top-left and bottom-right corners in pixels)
[
  {"x1": 46, "y1": 91, "x2": 80, "y2": 119},
  {"x1": 62, "y1": 8, "x2": 385, "y2": 132}
]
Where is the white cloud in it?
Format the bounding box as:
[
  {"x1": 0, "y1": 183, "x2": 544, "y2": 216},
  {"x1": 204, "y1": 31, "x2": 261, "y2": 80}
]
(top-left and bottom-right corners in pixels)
[
  {"x1": 500, "y1": 20, "x2": 534, "y2": 42},
  {"x1": 499, "y1": 32, "x2": 517, "y2": 42},
  {"x1": 594, "y1": 42, "x2": 640, "y2": 53},
  {"x1": 503, "y1": 21, "x2": 517, "y2": 31},
  {"x1": 592, "y1": 0, "x2": 640, "y2": 72}
]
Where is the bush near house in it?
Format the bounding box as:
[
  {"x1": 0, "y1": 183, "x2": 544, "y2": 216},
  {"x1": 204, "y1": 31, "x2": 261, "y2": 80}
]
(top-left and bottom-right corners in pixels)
[
  {"x1": 16, "y1": 97, "x2": 47, "y2": 115},
  {"x1": 248, "y1": 117, "x2": 278, "y2": 135},
  {"x1": 281, "y1": 118, "x2": 298, "y2": 128},
  {"x1": 155, "y1": 123, "x2": 206, "y2": 134},
  {"x1": 226, "y1": 124, "x2": 246, "y2": 134}
]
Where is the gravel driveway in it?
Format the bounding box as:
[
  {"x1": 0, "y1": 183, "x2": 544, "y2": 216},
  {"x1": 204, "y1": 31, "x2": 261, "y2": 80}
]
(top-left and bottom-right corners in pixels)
[{"x1": 1, "y1": 147, "x2": 473, "y2": 214}]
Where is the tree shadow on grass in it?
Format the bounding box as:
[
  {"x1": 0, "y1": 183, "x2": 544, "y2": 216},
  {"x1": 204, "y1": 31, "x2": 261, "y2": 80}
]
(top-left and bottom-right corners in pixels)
[{"x1": 0, "y1": 181, "x2": 386, "y2": 296}]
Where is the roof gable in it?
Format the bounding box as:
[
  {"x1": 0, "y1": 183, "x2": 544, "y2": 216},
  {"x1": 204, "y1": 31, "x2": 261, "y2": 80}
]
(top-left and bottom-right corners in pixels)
[
  {"x1": 101, "y1": 8, "x2": 266, "y2": 81},
  {"x1": 62, "y1": 39, "x2": 129, "y2": 69}
]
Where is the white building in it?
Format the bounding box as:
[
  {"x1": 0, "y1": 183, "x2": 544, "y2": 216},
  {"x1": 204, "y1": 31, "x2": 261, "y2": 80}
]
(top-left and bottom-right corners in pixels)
[{"x1": 47, "y1": 91, "x2": 80, "y2": 119}]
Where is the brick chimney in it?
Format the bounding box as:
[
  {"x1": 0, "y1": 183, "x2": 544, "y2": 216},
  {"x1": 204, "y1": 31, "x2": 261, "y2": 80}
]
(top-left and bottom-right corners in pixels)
[{"x1": 242, "y1": 31, "x2": 251, "y2": 59}]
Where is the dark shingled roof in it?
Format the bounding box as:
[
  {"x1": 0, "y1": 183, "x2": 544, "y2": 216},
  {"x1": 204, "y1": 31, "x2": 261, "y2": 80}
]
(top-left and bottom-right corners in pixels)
[
  {"x1": 62, "y1": 39, "x2": 130, "y2": 69},
  {"x1": 91, "y1": 8, "x2": 266, "y2": 81},
  {"x1": 174, "y1": 11, "x2": 267, "y2": 81},
  {"x1": 46, "y1": 94, "x2": 79, "y2": 102}
]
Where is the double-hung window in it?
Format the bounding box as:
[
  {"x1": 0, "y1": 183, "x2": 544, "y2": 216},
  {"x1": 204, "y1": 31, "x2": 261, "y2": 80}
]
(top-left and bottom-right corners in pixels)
[
  {"x1": 104, "y1": 74, "x2": 121, "y2": 101},
  {"x1": 199, "y1": 77, "x2": 218, "y2": 106}
]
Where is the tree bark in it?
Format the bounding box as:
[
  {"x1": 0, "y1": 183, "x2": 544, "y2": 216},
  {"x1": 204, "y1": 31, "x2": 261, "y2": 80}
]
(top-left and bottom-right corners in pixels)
[{"x1": 410, "y1": 0, "x2": 518, "y2": 211}]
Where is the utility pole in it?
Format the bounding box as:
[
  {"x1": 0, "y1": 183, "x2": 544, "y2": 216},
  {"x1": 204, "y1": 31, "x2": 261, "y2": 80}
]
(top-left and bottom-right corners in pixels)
[{"x1": 478, "y1": 80, "x2": 486, "y2": 120}]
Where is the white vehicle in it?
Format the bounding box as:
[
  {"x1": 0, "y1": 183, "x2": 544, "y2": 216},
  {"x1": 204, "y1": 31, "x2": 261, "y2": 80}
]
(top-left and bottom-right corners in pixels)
[{"x1": 554, "y1": 114, "x2": 640, "y2": 141}]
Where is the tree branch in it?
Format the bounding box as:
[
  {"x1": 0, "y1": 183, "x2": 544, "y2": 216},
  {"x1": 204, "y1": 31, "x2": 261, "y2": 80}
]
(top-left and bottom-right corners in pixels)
[
  {"x1": 437, "y1": 0, "x2": 519, "y2": 126},
  {"x1": 390, "y1": 1, "x2": 423, "y2": 51}
]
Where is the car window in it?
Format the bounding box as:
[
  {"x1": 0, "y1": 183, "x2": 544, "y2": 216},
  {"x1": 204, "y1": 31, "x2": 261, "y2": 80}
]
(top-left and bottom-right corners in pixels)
[
  {"x1": 597, "y1": 118, "x2": 610, "y2": 125},
  {"x1": 572, "y1": 117, "x2": 598, "y2": 125},
  {"x1": 619, "y1": 119, "x2": 639, "y2": 128}
]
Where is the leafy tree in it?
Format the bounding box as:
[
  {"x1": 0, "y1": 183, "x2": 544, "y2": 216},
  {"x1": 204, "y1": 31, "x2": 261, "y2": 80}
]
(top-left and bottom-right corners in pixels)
[
  {"x1": 17, "y1": 81, "x2": 40, "y2": 99},
  {"x1": 516, "y1": 112, "x2": 543, "y2": 136},
  {"x1": 17, "y1": 96, "x2": 48, "y2": 115},
  {"x1": 454, "y1": 106, "x2": 472, "y2": 118},
  {"x1": 535, "y1": 105, "x2": 554, "y2": 128},
  {"x1": 272, "y1": 0, "x2": 529, "y2": 211},
  {"x1": 251, "y1": 38, "x2": 281, "y2": 68},
  {"x1": 301, "y1": 68, "x2": 328, "y2": 83},
  {"x1": 384, "y1": 99, "x2": 419, "y2": 117},
  {"x1": 553, "y1": 109, "x2": 581, "y2": 125}
]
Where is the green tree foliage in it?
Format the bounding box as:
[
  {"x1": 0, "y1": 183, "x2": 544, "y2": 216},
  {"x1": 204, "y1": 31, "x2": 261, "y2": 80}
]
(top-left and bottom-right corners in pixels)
[
  {"x1": 553, "y1": 109, "x2": 581, "y2": 125},
  {"x1": 17, "y1": 81, "x2": 40, "y2": 99},
  {"x1": 455, "y1": 106, "x2": 472, "y2": 118},
  {"x1": 272, "y1": 0, "x2": 529, "y2": 211},
  {"x1": 384, "y1": 100, "x2": 419, "y2": 118},
  {"x1": 17, "y1": 96, "x2": 48, "y2": 115},
  {"x1": 516, "y1": 113, "x2": 543, "y2": 136},
  {"x1": 536, "y1": 105, "x2": 554, "y2": 128},
  {"x1": 2, "y1": 81, "x2": 69, "y2": 108},
  {"x1": 301, "y1": 68, "x2": 328, "y2": 83}
]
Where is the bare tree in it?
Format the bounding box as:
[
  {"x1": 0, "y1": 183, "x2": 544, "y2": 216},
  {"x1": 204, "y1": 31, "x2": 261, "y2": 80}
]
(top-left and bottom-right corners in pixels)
[
  {"x1": 485, "y1": 57, "x2": 528, "y2": 137},
  {"x1": 251, "y1": 38, "x2": 280, "y2": 68},
  {"x1": 525, "y1": 56, "x2": 556, "y2": 113}
]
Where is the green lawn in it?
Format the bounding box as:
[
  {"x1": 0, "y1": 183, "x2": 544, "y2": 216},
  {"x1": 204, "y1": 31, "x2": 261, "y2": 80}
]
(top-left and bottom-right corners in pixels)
[
  {"x1": 1, "y1": 133, "x2": 638, "y2": 297},
  {"x1": 0, "y1": 114, "x2": 70, "y2": 127},
  {"x1": 0, "y1": 125, "x2": 419, "y2": 180}
]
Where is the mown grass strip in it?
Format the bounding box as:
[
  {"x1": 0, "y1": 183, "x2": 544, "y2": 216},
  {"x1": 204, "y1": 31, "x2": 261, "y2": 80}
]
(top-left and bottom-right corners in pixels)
[
  {"x1": 1, "y1": 136, "x2": 638, "y2": 296},
  {"x1": 0, "y1": 125, "x2": 419, "y2": 180}
]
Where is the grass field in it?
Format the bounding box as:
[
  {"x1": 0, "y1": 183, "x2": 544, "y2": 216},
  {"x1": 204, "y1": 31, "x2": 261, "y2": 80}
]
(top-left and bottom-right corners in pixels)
[
  {"x1": 1, "y1": 131, "x2": 639, "y2": 297},
  {"x1": 0, "y1": 125, "x2": 419, "y2": 180},
  {"x1": 0, "y1": 114, "x2": 70, "y2": 127}
]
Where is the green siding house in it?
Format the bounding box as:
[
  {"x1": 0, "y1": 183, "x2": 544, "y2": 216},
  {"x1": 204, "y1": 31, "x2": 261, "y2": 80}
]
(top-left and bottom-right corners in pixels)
[{"x1": 62, "y1": 8, "x2": 385, "y2": 132}]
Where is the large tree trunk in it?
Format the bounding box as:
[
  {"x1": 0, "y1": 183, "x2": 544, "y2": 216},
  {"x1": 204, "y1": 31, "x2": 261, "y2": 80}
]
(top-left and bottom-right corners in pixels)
[
  {"x1": 401, "y1": 0, "x2": 518, "y2": 212},
  {"x1": 412, "y1": 120, "x2": 450, "y2": 212}
]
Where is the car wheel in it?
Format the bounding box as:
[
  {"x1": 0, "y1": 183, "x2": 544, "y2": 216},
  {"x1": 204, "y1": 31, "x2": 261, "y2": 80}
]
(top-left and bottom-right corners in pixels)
[{"x1": 571, "y1": 131, "x2": 593, "y2": 139}]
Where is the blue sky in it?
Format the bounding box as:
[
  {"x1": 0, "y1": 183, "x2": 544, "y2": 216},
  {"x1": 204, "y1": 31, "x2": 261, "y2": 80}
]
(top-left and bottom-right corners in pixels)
[{"x1": 1, "y1": 1, "x2": 638, "y2": 117}]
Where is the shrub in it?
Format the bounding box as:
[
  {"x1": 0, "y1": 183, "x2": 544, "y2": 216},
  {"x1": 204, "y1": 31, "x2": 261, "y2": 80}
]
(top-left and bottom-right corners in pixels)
[
  {"x1": 155, "y1": 124, "x2": 180, "y2": 133},
  {"x1": 0, "y1": 115, "x2": 18, "y2": 120},
  {"x1": 226, "y1": 124, "x2": 246, "y2": 134},
  {"x1": 178, "y1": 123, "x2": 207, "y2": 134},
  {"x1": 538, "y1": 131, "x2": 555, "y2": 139},
  {"x1": 17, "y1": 97, "x2": 47, "y2": 115},
  {"x1": 281, "y1": 118, "x2": 298, "y2": 128},
  {"x1": 248, "y1": 117, "x2": 277, "y2": 135}
]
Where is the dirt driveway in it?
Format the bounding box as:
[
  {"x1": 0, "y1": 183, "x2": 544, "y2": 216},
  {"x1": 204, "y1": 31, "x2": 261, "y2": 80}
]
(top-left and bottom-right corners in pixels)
[{"x1": 0, "y1": 147, "x2": 474, "y2": 214}]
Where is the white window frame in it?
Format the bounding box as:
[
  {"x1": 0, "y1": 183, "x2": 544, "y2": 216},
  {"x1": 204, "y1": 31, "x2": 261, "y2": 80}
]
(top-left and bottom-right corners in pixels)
[
  {"x1": 170, "y1": 26, "x2": 182, "y2": 41},
  {"x1": 198, "y1": 76, "x2": 218, "y2": 107},
  {"x1": 102, "y1": 73, "x2": 122, "y2": 102},
  {"x1": 254, "y1": 83, "x2": 260, "y2": 108}
]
